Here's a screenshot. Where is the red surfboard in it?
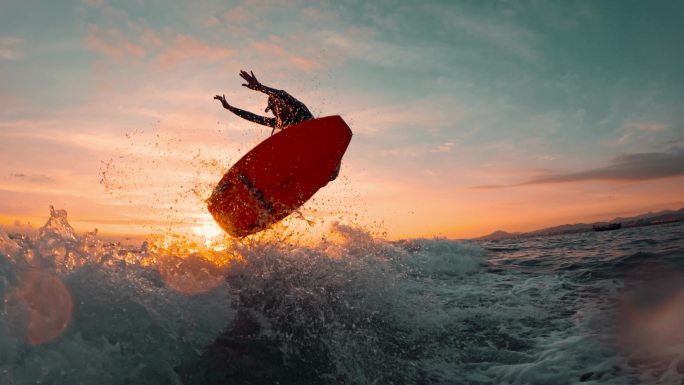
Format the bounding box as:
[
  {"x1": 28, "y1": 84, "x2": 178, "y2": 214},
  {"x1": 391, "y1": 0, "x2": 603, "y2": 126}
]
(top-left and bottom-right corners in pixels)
[{"x1": 207, "y1": 115, "x2": 352, "y2": 237}]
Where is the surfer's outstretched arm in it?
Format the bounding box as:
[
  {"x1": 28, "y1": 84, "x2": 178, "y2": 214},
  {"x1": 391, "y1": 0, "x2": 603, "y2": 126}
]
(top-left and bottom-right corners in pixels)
[
  {"x1": 239, "y1": 70, "x2": 281, "y2": 97},
  {"x1": 214, "y1": 95, "x2": 276, "y2": 128},
  {"x1": 239, "y1": 70, "x2": 312, "y2": 120}
]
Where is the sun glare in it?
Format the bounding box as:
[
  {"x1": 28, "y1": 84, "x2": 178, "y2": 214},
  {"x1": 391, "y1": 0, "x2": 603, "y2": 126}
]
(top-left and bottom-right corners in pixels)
[{"x1": 192, "y1": 213, "x2": 225, "y2": 248}]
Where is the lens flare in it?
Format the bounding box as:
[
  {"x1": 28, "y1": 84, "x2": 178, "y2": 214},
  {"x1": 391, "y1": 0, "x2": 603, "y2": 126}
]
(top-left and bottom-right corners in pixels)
[
  {"x1": 157, "y1": 254, "x2": 226, "y2": 295},
  {"x1": 610, "y1": 262, "x2": 684, "y2": 379},
  {"x1": 5, "y1": 270, "x2": 74, "y2": 345}
]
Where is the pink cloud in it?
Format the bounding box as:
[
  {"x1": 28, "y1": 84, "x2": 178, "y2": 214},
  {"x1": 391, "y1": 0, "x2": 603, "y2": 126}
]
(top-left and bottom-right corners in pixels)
[
  {"x1": 249, "y1": 36, "x2": 324, "y2": 72},
  {"x1": 301, "y1": 7, "x2": 336, "y2": 22},
  {"x1": 123, "y1": 42, "x2": 145, "y2": 57},
  {"x1": 140, "y1": 29, "x2": 162, "y2": 48},
  {"x1": 204, "y1": 15, "x2": 222, "y2": 27},
  {"x1": 346, "y1": 97, "x2": 469, "y2": 135},
  {"x1": 82, "y1": 0, "x2": 106, "y2": 8},
  {"x1": 623, "y1": 121, "x2": 669, "y2": 132},
  {"x1": 85, "y1": 24, "x2": 233, "y2": 67},
  {"x1": 0, "y1": 90, "x2": 25, "y2": 112},
  {"x1": 223, "y1": 6, "x2": 251, "y2": 24},
  {"x1": 86, "y1": 25, "x2": 145, "y2": 58},
  {"x1": 86, "y1": 33, "x2": 120, "y2": 58},
  {"x1": 222, "y1": 0, "x2": 285, "y2": 24},
  {"x1": 0, "y1": 37, "x2": 24, "y2": 61},
  {"x1": 290, "y1": 55, "x2": 321, "y2": 71},
  {"x1": 251, "y1": 39, "x2": 288, "y2": 57},
  {"x1": 157, "y1": 34, "x2": 233, "y2": 67}
]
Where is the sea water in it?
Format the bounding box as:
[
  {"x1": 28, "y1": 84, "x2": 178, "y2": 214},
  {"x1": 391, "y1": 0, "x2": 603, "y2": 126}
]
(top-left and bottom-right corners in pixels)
[{"x1": 1, "y1": 208, "x2": 683, "y2": 385}]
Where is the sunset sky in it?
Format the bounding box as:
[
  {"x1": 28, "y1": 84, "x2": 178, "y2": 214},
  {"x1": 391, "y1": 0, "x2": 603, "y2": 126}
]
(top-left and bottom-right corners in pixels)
[{"x1": 1, "y1": 0, "x2": 683, "y2": 240}]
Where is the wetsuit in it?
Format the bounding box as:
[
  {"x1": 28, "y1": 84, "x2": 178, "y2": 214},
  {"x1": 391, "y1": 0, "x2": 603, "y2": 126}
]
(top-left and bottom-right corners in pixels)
[{"x1": 223, "y1": 89, "x2": 313, "y2": 134}]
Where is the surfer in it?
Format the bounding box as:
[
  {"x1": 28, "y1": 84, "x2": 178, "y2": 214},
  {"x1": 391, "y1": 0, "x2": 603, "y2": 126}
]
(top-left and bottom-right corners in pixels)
[
  {"x1": 214, "y1": 70, "x2": 313, "y2": 136},
  {"x1": 214, "y1": 70, "x2": 340, "y2": 181}
]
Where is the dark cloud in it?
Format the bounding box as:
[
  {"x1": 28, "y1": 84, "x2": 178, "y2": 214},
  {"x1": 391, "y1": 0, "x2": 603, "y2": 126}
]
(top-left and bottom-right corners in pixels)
[
  {"x1": 523, "y1": 148, "x2": 684, "y2": 185},
  {"x1": 470, "y1": 184, "x2": 506, "y2": 190},
  {"x1": 10, "y1": 173, "x2": 56, "y2": 184}
]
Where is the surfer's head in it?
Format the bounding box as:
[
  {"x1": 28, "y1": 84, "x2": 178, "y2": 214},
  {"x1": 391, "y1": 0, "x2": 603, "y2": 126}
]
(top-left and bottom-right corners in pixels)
[{"x1": 265, "y1": 96, "x2": 291, "y2": 118}]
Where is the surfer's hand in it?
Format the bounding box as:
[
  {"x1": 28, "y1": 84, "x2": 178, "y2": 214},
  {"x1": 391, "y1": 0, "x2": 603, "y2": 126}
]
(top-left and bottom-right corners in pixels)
[
  {"x1": 240, "y1": 70, "x2": 261, "y2": 90},
  {"x1": 214, "y1": 94, "x2": 229, "y2": 108}
]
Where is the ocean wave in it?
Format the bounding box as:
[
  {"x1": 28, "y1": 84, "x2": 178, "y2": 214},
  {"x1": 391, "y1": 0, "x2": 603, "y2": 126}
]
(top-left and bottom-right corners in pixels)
[
  {"x1": 397, "y1": 237, "x2": 487, "y2": 277},
  {"x1": 1, "y1": 207, "x2": 493, "y2": 384},
  {"x1": 3, "y1": 209, "x2": 682, "y2": 384}
]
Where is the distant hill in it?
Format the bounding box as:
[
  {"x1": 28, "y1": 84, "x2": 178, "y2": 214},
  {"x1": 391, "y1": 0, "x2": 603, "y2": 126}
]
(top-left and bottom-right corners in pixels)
[
  {"x1": 478, "y1": 230, "x2": 521, "y2": 241},
  {"x1": 528, "y1": 223, "x2": 591, "y2": 236},
  {"x1": 611, "y1": 209, "x2": 676, "y2": 223},
  {"x1": 477, "y1": 207, "x2": 684, "y2": 241}
]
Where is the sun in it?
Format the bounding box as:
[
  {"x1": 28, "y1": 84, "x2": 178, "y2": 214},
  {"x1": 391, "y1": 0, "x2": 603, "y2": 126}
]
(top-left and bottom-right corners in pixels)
[{"x1": 192, "y1": 213, "x2": 224, "y2": 246}]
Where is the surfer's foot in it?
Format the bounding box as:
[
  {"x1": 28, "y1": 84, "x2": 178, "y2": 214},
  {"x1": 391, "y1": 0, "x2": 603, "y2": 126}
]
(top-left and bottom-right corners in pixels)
[{"x1": 329, "y1": 162, "x2": 341, "y2": 182}]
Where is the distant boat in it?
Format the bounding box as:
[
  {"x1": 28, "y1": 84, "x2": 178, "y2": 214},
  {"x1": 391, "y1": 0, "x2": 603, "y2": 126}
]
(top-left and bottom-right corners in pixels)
[{"x1": 593, "y1": 223, "x2": 622, "y2": 232}]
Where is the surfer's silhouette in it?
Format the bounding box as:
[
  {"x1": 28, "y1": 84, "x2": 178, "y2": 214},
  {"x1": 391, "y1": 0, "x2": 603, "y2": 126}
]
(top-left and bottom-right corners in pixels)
[
  {"x1": 214, "y1": 70, "x2": 313, "y2": 136},
  {"x1": 214, "y1": 70, "x2": 339, "y2": 181}
]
